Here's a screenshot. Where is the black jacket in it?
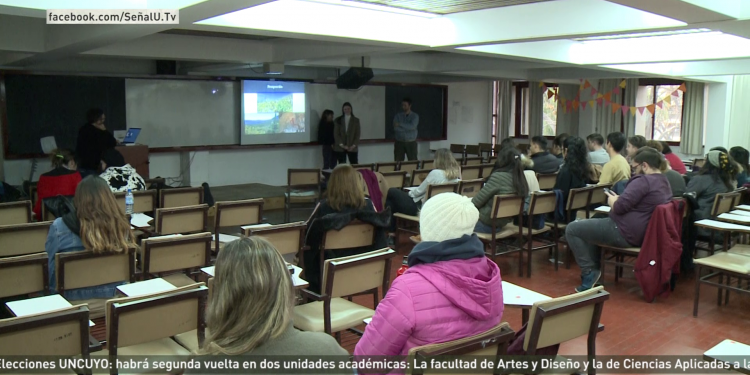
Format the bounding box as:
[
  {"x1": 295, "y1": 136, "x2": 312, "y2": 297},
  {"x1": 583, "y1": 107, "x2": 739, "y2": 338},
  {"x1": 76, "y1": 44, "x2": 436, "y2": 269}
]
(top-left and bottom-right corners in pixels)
[
  {"x1": 304, "y1": 200, "x2": 390, "y2": 293},
  {"x1": 317, "y1": 120, "x2": 335, "y2": 146},
  {"x1": 553, "y1": 163, "x2": 588, "y2": 209},
  {"x1": 530, "y1": 152, "x2": 563, "y2": 174},
  {"x1": 75, "y1": 124, "x2": 117, "y2": 171}
]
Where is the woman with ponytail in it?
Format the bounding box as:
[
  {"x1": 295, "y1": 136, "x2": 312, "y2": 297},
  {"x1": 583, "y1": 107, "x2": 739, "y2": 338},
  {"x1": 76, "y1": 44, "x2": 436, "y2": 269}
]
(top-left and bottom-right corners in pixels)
[
  {"x1": 34, "y1": 149, "x2": 82, "y2": 218},
  {"x1": 472, "y1": 147, "x2": 529, "y2": 233},
  {"x1": 687, "y1": 150, "x2": 738, "y2": 238}
]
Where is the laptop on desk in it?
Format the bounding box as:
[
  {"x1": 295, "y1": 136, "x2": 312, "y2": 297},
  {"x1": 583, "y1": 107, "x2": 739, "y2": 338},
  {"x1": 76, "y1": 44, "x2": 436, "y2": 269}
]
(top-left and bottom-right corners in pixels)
[{"x1": 122, "y1": 128, "x2": 141, "y2": 145}]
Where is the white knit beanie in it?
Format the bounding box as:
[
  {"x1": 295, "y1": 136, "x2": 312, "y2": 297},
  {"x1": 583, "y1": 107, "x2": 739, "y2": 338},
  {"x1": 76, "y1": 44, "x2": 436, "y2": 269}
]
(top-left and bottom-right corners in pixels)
[{"x1": 419, "y1": 192, "x2": 479, "y2": 242}]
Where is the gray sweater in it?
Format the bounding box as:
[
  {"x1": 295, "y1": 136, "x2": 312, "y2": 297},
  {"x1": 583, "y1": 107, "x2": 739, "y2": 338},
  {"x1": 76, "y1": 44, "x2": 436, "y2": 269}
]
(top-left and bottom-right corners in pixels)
[
  {"x1": 687, "y1": 174, "x2": 731, "y2": 237},
  {"x1": 241, "y1": 325, "x2": 348, "y2": 355}
]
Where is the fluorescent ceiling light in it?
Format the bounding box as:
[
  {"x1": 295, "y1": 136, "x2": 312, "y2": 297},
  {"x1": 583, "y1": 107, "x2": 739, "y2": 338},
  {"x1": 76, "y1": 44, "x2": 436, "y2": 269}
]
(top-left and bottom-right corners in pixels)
[
  {"x1": 197, "y1": 0, "x2": 453, "y2": 46},
  {"x1": 460, "y1": 31, "x2": 750, "y2": 65},
  {"x1": 572, "y1": 28, "x2": 711, "y2": 41},
  {"x1": 300, "y1": 0, "x2": 439, "y2": 18},
  {"x1": 0, "y1": 0, "x2": 206, "y2": 9}
]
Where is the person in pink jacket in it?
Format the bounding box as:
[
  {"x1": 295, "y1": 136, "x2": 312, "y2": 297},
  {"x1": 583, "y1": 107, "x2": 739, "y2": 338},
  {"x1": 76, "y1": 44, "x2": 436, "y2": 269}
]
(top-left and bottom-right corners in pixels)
[{"x1": 354, "y1": 192, "x2": 504, "y2": 357}]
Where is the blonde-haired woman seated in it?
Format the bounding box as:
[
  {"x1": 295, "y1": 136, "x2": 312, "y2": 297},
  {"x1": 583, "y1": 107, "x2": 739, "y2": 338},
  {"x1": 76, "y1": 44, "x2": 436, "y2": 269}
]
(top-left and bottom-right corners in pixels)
[
  {"x1": 44, "y1": 176, "x2": 136, "y2": 318},
  {"x1": 305, "y1": 164, "x2": 390, "y2": 293},
  {"x1": 384, "y1": 148, "x2": 461, "y2": 230},
  {"x1": 200, "y1": 237, "x2": 348, "y2": 355}
]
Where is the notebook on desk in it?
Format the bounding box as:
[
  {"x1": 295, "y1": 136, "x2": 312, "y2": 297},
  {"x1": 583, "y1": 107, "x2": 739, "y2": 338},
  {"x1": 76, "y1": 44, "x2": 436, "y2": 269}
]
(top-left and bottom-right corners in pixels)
[{"x1": 6, "y1": 295, "x2": 95, "y2": 326}]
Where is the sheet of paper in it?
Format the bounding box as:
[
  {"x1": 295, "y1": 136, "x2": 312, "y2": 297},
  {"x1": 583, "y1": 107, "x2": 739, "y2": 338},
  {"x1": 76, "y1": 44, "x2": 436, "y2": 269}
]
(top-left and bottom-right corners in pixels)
[
  {"x1": 241, "y1": 223, "x2": 272, "y2": 230},
  {"x1": 217, "y1": 233, "x2": 241, "y2": 243},
  {"x1": 694, "y1": 219, "x2": 750, "y2": 232},
  {"x1": 152, "y1": 234, "x2": 183, "y2": 239},
  {"x1": 718, "y1": 213, "x2": 750, "y2": 223},
  {"x1": 40, "y1": 136, "x2": 58, "y2": 154},
  {"x1": 595, "y1": 206, "x2": 611, "y2": 213},
  {"x1": 201, "y1": 266, "x2": 215, "y2": 277},
  {"x1": 736, "y1": 205, "x2": 750, "y2": 211},
  {"x1": 130, "y1": 213, "x2": 153, "y2": 228},
  {"x1": 502, "y1": 281, "x2": 551, "y2": 307},
  {"x1": 363, "y1": 318, "x2": 372, "y2": 325},
  {"x1": 730, "y1": 210, "x2": 750, "y2": 217},
  {"x1": 117, "y1": 278, "x2": 176, "y2": 297},
  {"x1": 404, "y1": 187, "x2": 416, "y2": 191},
  {"x1": 705, "y1": 339, "x2": 750, "y2": 359},
  {"x1": 6, "y1": 295, "x2": 94, "y2": 326}
]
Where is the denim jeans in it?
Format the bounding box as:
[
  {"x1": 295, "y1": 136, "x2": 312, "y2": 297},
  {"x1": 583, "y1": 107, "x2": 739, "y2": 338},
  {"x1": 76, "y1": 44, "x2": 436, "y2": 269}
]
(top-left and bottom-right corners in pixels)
[{"x1": 565, "y1": 218, "x2": 631, "y2": 273}]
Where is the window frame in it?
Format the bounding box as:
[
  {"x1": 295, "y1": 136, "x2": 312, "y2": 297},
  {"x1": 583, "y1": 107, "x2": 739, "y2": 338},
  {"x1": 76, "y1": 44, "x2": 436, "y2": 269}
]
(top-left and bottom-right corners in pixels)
[
  {"x1": 638, "y1": 78, "x2": 684, "y2": 147},
  {"x1": 511, "y1": 81, "x2": 558, "y2": 140}
]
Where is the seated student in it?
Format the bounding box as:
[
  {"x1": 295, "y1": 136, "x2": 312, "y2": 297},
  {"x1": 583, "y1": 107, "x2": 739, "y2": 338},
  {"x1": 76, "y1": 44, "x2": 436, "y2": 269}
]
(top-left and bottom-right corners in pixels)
[
  {"x1": 497, "y1": 137, "x2": 515, "y2": 151},
  {"x1": 554, "y1": 136, "x2": 591, "y2": 211},
  {"x1": 384, "y1": 148, "x2": 460, "y2": 223},
  {"x1": 645, "y1": 141, "x2": 685, "y2": 197},
  {"x1": 305, "y1": 164, "x2": 388, "y2": 293},
  {"x1": 587, "y1": 133, "x2": 610, "y2": 165},
  {"x1": 599, "y1": 132, "x2": 631, "y2": 185},
  {"x1": 566, "y1": 148, "x2": 671, "y2": 292},
  {"x1": 730, "y1": 146, "x2": 750, "y2": 188},
  {"x1": 199, "y1": 237, "x2": 348, "y2": 355},
  {"x1": 687, "y1": 150, "x2": 736, "y2": 239},
  {"x1": 44, "y1": 176, "x2": 136, "y2": 318},
  {"x1": 551, "y1": 133, "x2": 569, "y2": 160},
  {"x1": 34, "y1": 149, "x2": 82, "y2": 219},
  {"x1": 354, "y1": 193, "x2": 503, "y2": 356},
  {"x1": 99, "y1": 149, "x2": 146, "y2": 193},
  {"x1": 626, "y1": 135, "x2": 647, "y2": 163},
  {"x1": 660, "y1": 141, "x2": 687, "y2": 175},
  {"x1": 528, "y1": 136, "x2": 563, "y2": 174},
  {"x1": 473, "y1": 147, "x2": 529, "y2": 233}
]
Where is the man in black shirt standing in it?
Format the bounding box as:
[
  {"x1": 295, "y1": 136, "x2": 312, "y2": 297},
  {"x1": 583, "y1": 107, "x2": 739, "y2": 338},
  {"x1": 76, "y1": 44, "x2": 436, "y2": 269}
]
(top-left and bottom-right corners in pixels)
[{"x1": 76, "y1": 108, "x2": 117, "y2": 178}]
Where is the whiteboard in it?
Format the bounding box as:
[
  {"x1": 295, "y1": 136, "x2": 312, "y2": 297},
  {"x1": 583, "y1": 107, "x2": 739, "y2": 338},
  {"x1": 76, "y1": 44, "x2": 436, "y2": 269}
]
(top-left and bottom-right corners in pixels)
[
  {"x1": 125, "y1": 79, "x2": 239, "y2": 148},
  {"x1": 306, "y1": 83, "x2": 386, "y2": 140}
]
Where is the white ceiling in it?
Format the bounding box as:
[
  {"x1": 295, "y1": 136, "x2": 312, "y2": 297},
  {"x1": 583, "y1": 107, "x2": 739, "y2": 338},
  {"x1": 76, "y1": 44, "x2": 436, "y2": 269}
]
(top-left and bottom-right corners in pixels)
[{"x1": 1, "y1": 0, "x2": 750, "y2": 82}]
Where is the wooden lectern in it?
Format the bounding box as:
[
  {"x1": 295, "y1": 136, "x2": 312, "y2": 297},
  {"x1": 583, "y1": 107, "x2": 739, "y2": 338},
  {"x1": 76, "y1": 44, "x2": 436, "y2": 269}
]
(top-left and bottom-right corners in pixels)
[{"x1": 115, "y1": 144, "x2": 149, "y2": 179}]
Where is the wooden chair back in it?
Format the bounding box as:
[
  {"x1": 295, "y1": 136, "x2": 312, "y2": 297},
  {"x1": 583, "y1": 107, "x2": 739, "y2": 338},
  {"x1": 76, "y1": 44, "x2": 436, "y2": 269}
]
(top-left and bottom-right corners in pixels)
[
  {"x1": 449, "y1": 144, "x2": 465, "y2": 155},
  {"x1": 0, "y1": 253, "x2": 48, "y2": 298},
  {"x1": 288, "y1": 168, "x2": 321, "y2": 187},
  {"x1": 0, "y1": 305, "x2": 90, "y2": 356},
  {"x1": 420, "y1": 160, "x2": 434, "y2": 170},
  {"x1": 375, "y1": 162, "x2": 398, "y2": 173},
  {"x1": 536, "y1": 173, "x2": 558, "y2": 190},
  {"x1": 155, "y1": 204, "x2": 208, "y2": 235},
  {"x1": 480, "y1": 164, "x2": 495, "y2": 179},
  {"x1": 711, "y1": 192, "x2": 741, "y2": 217},
  {"x1": 478, "y1": 142, "x2": 493, "y2": 157},
  {"x1": 464, "y1": 156, "x2": 484, "y2": 166},
  {"x1": 56, "y1": 248, "x2": 135, "y2": 293},
  {"x1": 382, "y1": 171, "x2": 408, "y2": 190},
  {"x1": 106, "y1": 286, "x2": 208, "y2": 356},
  {"x1": 399, "y1": 161, "x2": 420, "y2": 176},
  {"x1": 589, "y1": 185, "x2": 612, "y2": 206},
  {"x1": 461, "y1": 165, "x2": 482, "y2": 180},
  {"x1": 141, "y1": 232, "x2": 212, "y2": 278},
  {"x1": 351, "y1": 163, "x2": 374, "y2": 171},
  {"x1": 426, "y1": 183, "x2": 459, "y2": 201},
  {"x1": 491, "y1": 195, "x2": 525, "y2": 221},
  {"x1": 0, "y1": 201, "x2": 32, "y2": 225},
  {"x1": 0, "y1": 221, "x2": 52, "y2": 257},
  {"x1": 410, "y1": 169, "x2": 432, "y2": 187},
  {"x1": 465, "y1": 145, "x2": 480, "y2": 157},
  {"x1": 244, "y1": 222, "x2": 307, "y2": 260},
  {"x1": 321, "y1": 221, "x2": 376, "y2": 251},
  {"x1": 524, "y1": 286, "x2": 609, "y2": 354},
  {"x1": 115, "y1": 190, "x2": 156, "y2": 214},
  {"x1": 213, "y1": 199, "x2": 263, "y2": 251},
  {"x1": 693, "y1": 158, "x2": 706, "y2": 169},
  {"x1": 159, "y1": 187, "x2": 203, "y2": 209},
  {"x1": 528, "y1": 191, "x2": 558, "y2": 216},
  {"x1": 458, "y1": 179, "x2": 484, "y2": 198},
  {"x1": 408, "y1": 323, "x2": 515, "y2": 375},
  {"x1": 321, "y1": 248, "x2": 395, "y2": 299}
]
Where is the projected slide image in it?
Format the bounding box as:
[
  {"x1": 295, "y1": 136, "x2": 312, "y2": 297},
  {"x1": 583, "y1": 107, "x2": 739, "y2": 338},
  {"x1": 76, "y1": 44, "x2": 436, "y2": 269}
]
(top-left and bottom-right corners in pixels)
[{"x1": 242, "y1": 83, "x2": 306, "y2": 135}]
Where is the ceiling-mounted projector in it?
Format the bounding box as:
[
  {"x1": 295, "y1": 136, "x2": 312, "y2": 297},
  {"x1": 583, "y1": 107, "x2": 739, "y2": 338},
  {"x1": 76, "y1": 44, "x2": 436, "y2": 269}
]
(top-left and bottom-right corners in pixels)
[
  {"x1": 336, "y1": 67, "x2": 373, "y2": 89},
  {"x1": 263, "y1": 63, "x2": 284, "y2": 75}
]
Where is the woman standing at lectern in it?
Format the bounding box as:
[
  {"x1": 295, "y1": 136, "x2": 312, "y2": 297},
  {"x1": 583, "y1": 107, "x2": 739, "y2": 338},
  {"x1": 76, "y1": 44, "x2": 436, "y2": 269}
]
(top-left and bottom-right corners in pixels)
[
  {"x1": 333, "y1": 102, "x2": 361, "y2": 164},
  {"x1": 75, "y1": 108, "x2": 117, "y2": 178}
]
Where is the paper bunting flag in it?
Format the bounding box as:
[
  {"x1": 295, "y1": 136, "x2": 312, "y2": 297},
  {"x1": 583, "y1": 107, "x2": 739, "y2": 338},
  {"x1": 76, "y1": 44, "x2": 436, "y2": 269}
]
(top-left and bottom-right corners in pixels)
[
  {"x1": 588, "y1": 100, "x2": 595, "y2": 108},
  {"x1": 621, "y1": 106, "x2": 629, "y2": 116},
  {"x1": 619, "y1": 80, "x2": 627, "y2": 88},
  {"x1": 597, "y1": 93, "x2": 603, "y2": 99},
  {"x1": 538, "y1": 82, "x2": 545, "y2": 88},
  {"x1": 566, "y1": 102, "x2": 572, "y2": 112},
  {"x1": 646, "y1": 104, "x2": 656, "y2": 114},
  {"x1": 572, "y1": 99, "x2": 579, "y2": 108},
  {"x1": 630, "y1": 107, "x2": 636, "y2": 116},
  {"x1": 638, "y1": 107, "x2": 645, "y2": 115},
  {"x1": 583, "y1": 80, "x2": 592, "y2": 89},
  {"x1": 656, "y1": 101, "x2": 663, "y2": 109},
  {"x1": 664, "y1": 95, "x2": 671, "y2": 105},
  {"x1": 672, "y1": 90, "x2": 680, "y2": 97},
  {"x1": 547, "y1": 90, "x2": 554, "y2": 99},
  {"x1": 581, "y1": 101, "x2": 587, "y2": 110},
  {"x1": 678, "y1": 83, "x2": 686, "y2": 92},
  {"x1": 612, "y1": 87, "x2": 621, "y2": 95},
  {"x1": 590, "y1": 87, "x2": 597, "y2": 96},
  {"x1": 603, "y1": 93, "x2": 612, "y2": 102},
  {"x1": 611, "y1": 103, "x2": 621, "y2": 114},
  {"x1": 596, "y1": 98, "x2": 603, "y2": 105}
]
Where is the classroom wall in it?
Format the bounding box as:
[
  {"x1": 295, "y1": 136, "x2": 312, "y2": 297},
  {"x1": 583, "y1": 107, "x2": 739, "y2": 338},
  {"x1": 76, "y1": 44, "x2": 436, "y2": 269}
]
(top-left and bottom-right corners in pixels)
[{"x1": 429, "y1": 80, "x2": 492, "y2": 150}]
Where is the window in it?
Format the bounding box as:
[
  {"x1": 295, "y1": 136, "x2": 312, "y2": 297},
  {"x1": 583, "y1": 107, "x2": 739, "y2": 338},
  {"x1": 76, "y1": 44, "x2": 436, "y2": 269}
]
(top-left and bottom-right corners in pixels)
[
  {"x1": 635, "y1": 82, "x2": 684, "y2": 143},
  {"x1": 505, "y1": 81, "x2": 556, "y2": 138}
]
